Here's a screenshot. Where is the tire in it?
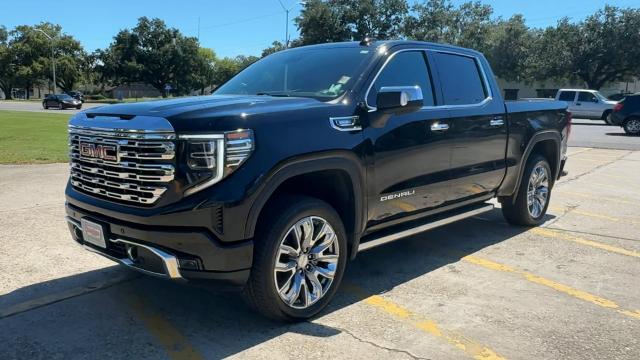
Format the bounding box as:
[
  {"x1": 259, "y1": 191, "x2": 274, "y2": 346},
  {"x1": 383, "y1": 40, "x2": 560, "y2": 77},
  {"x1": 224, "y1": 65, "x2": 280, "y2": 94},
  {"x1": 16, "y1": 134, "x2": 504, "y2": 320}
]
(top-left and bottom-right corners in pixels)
[
  {"x1": 58, "y1": 102, "x2": 63, "y2": 110},
  {"x1": 43, "y1": 103, "x2": 48, "y2": 110},
  {"x1": 242, "y1": 195, "x2": 348, "y2": 321},
  {"x1": 501, "y1": 154, "x2": 552, "y2": 226},
  {"x1": 623, "y1": 117, "x2": 640, "y2": 135},
  {"x1": 602, "y1": 110, "x2": 613, "y2": 125},
  {"x1": 76, "y1": 105, "x2": 82, "y2": 110}
]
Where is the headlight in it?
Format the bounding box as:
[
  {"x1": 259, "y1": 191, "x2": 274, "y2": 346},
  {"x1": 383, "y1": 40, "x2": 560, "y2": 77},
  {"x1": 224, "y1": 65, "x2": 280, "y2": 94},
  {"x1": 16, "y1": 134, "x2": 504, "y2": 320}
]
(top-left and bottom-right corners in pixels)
[{"x1": 179, "y1": 129, "x2": 254, "y2": 195}]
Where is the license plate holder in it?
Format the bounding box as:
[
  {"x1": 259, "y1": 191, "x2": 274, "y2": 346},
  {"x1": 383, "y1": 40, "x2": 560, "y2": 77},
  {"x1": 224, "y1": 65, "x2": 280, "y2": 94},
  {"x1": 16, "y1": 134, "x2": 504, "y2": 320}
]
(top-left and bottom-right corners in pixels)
[{"x1": 81, "y1": 218, "x2": 107, "y2": 249}]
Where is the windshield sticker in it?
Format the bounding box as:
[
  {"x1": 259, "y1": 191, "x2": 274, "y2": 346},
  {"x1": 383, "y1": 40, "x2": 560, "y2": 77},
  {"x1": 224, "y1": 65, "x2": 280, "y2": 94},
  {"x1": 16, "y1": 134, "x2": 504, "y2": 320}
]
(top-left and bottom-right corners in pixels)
[{"x1": 338, "y1": 76, "x2": 350, "y2": 85}]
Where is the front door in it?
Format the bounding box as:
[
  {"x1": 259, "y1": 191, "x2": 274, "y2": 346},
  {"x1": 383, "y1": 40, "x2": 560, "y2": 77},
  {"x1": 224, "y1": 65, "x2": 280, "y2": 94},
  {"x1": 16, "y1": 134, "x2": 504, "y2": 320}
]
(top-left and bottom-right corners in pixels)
[
  {"x1": 365, "y1": 50, "x2": 451, "y2": 230},
  {"x1": 576, "y1": 91, "x2": 601, "y2": 118},
  {"x1": 429, "y1": 51, "x2": 508, "y2": 203}
]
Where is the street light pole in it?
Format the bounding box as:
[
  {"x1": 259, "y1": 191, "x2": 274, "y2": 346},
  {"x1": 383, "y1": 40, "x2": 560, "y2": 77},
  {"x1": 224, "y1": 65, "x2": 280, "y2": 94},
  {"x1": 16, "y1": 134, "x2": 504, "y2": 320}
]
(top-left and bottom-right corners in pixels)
[
  {"x1": 35, "y1": 29, "x2": 57, "y2": 95},
  {"x1": 277, "y1": 1, "x2": 304, "y2": 49}
]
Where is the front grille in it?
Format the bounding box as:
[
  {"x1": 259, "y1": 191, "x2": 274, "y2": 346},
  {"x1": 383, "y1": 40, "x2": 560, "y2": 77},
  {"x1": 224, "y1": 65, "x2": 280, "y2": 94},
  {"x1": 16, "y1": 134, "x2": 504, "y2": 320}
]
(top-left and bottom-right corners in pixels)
[{"x1": 68, "y1": 125, "x2": 176, "y2": 206}]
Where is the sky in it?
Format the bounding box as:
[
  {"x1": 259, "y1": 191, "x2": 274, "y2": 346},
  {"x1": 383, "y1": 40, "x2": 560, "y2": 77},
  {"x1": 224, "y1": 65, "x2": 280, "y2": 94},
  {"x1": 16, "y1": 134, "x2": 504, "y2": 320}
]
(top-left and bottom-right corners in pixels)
[{"x1": 1, "y1": 0, "x2": 638, "y2": 58}]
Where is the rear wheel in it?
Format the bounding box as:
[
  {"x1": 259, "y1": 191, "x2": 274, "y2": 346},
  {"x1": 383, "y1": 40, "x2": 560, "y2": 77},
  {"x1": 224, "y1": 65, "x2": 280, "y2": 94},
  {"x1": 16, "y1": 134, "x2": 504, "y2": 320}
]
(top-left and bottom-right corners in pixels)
[
  {"x1": 242, "y1": 195, "x2": 347, "y2": 321},
  {"x1": 623, "y1": 117, "x2": 640, "y2": 135},
  {"x1": 603, "y1": 110, "x2": 613, "y2": 125},
  {"x1": 58, "y1": 102, "x2": 63, "y2": 110},
  {"x1": 501, "y1": 155, "x2": 551, "y2": 226}
]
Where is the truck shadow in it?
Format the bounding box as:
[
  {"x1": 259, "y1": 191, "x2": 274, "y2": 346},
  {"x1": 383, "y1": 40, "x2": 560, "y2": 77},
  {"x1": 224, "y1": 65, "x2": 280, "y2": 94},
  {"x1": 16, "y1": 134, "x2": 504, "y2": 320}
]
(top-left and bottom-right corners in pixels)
[{"x1": 0, "y1": 209, "x2": 553, "y2": 359}]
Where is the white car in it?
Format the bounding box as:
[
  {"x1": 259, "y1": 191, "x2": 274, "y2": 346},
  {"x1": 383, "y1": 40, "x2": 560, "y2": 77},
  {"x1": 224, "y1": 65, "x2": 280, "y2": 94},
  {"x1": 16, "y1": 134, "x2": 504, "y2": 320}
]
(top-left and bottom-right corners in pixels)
[{"x1": 555, "y1": 89, "x2": 617, "y2": 124}]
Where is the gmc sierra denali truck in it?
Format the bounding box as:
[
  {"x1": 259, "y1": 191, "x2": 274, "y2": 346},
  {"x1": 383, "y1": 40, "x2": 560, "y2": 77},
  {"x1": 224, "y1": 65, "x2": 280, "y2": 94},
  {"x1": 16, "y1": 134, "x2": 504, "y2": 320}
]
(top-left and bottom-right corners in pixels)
[{"x1": 65, "y1": 40, "x2": 570, "y2": 321}]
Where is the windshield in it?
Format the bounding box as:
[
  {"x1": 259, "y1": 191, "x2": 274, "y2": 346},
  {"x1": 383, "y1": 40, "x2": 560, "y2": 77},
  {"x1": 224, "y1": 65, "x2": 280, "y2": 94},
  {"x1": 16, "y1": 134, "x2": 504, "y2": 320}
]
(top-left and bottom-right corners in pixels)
[
  {"x1": 214, "y1": 47, "x2": 372, "y2": 100},
  {"x1": 57, "y1": 94, "x2": 73, "y2": 100},
  {"x1": 593, "y1": 91, "x2": 608, "y2": 101}
]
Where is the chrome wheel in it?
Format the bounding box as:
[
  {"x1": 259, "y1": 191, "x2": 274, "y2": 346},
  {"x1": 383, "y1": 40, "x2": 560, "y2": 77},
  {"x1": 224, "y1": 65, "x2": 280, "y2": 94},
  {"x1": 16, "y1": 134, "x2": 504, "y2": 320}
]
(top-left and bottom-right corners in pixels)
[
  {"x1": 527, "y1": 164, "x2": 549, "y2": 218},
  {"x1": 625, "y1": 119, "x2": 640, "y2": 134},
  {"x1": 273, "y1": 216, "x2": 339, "y2": 309}
]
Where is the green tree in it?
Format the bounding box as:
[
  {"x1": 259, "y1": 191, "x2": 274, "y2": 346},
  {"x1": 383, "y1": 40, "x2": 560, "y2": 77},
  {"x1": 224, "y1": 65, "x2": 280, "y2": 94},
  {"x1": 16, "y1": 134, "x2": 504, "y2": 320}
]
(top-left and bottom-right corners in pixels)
[
  {"x1": 485, "y1": 15, "x2": 534, "y2": 82},
  {"x1": 98, "y1": 17, "x2": 202, "y2": 97},
  {"x1": 0, "y1": 25, "x2": 16, "y2": 99},
  {"x1": 296, "y1": 0, "x2": 408, "y2": 45},
  {"x1": 532, "y1": 6, "x2": 640, "y2": 89},
  {"x1": 193, "y1": 47, "x2": 218, "y2": 94},
  {"x1": 404, "y1": 0, "x2": 494, "y2": 52}
]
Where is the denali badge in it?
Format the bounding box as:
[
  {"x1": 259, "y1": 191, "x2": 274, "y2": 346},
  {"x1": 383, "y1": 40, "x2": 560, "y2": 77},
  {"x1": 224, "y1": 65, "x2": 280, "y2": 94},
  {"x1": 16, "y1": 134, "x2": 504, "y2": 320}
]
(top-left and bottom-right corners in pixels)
[
  {"x1": 380, "y1": 190, "x2": 415, "y2": 202},
  {"x1": 79, "y1": 142, "x2": 118, "y2": 162}
]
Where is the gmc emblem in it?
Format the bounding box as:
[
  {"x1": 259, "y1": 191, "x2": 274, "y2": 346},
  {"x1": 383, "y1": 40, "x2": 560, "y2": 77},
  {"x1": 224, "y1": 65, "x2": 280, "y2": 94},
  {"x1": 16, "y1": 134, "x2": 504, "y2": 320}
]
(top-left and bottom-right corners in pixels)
[{"x1": 79, "y1": 141, "x2": 119, "y2": 162}]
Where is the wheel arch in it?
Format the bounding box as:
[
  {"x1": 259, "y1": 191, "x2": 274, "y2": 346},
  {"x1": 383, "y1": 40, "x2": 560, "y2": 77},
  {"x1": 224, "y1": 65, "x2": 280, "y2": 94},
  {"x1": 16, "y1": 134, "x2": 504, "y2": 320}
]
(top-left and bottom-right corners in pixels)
[
  {"x1": 499, "y1": 131, "x2": 561, "y2": 202},
  {"x1": 244, "y1": 151, "x2": 366, "y2": 259}
]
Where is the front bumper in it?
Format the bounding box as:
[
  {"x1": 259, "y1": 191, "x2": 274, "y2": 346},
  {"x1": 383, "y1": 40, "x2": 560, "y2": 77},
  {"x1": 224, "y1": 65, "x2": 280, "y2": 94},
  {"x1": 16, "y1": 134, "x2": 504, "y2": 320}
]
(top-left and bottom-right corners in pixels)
[{"x1": 65, "y1": 201, "x2": 253, "y2": 287}]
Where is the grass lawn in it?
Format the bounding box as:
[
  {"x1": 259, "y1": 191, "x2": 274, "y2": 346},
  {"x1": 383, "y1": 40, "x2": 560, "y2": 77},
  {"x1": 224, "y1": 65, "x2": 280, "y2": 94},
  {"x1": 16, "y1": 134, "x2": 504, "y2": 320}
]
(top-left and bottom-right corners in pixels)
[{"x1": 0, "y1": 110, "x2": 70, "y2": 164}]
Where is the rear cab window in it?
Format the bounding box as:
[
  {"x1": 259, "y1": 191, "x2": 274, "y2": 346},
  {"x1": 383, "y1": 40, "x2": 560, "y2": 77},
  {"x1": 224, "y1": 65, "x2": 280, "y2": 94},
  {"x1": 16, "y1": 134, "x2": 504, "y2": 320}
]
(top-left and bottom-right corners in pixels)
[
  {"x1": 558, "y1": 91, "x2": 577, "y2": 102},
  {"x1": 431, "y1": 52, "x2": 488, "y2": 105},
  {"x1": 367, "y1": 51, "x2": 435, "y2": 107}
]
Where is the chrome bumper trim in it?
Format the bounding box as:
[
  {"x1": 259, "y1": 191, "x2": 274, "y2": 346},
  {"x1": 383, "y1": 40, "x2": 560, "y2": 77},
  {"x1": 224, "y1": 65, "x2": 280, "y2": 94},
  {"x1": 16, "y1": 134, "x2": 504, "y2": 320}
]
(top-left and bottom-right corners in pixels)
[{"x1": 66, "y1": 217, "x2": 183, "y2": 280}]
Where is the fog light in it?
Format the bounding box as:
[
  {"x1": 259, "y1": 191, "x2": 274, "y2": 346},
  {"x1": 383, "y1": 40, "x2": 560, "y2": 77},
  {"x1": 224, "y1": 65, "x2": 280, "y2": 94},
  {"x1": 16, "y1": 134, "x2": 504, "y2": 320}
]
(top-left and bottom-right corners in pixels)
[{"x1": 178, "y1": 258, "x2": 201, "y2": 270}]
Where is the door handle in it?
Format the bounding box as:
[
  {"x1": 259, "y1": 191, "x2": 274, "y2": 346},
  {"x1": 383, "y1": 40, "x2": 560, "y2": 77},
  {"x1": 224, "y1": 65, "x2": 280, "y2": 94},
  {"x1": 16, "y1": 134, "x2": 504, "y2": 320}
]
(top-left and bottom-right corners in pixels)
[
  {"x1": 489, "y1": 118, "x2": 504, "y2": 127},
  {"x1": 576, "y1": 102, "x2": 582, "y2": 105},
  {"x1": 430, "y1": 122, "x2": 449, "y2": 132}
]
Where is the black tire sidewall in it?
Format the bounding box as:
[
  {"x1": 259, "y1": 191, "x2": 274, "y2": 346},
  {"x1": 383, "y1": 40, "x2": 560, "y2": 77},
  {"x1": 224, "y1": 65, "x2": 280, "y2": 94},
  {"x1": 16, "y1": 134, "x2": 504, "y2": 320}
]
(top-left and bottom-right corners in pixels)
[
  {"x1": 248, "y1": 196, "x2": 348, "y2": 321},
  {"x1": 623, "y1": 118, "x2": 640, "y2": 135}
]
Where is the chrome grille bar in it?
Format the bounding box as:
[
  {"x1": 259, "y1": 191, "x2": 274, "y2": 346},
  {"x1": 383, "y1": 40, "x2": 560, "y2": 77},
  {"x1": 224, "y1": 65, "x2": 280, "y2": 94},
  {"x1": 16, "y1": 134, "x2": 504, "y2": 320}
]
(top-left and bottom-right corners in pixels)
[{"x1": 69, "y1": 124, "x2": 175, "y2": 206}]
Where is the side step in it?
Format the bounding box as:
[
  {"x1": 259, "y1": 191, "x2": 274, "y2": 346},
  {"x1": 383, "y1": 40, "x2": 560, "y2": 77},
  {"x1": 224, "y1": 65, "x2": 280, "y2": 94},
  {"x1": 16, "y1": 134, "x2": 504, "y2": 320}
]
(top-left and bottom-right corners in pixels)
[{"x1": 357, "y1": 203, "x2": 494, "y2": 252}]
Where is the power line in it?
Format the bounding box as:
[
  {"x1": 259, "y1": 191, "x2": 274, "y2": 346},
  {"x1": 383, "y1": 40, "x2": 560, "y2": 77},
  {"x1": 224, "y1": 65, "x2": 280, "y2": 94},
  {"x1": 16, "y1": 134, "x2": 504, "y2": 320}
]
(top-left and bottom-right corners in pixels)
[{"x1": 199, "y1": 11, "x2": 282, "y2": 30}]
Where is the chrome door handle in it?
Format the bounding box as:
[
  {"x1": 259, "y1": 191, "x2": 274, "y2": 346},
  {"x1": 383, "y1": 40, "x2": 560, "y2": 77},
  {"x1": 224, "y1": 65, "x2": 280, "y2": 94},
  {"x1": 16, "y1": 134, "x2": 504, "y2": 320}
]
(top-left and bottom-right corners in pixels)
[
  {"x1": 430, "y1": 122, "x2": 449, "y2": 131},
  {"x1": 489, "y1": 118, "x2": 504, "y2": 127}
]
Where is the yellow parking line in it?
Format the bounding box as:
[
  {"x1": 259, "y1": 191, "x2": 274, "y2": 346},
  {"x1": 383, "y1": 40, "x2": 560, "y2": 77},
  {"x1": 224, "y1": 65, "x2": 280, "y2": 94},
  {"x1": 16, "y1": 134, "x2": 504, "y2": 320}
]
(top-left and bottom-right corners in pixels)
[
  {"x1": 462, "y1": 255, "x2": 639, "y2": 320},
  {"x1": 346, "y1": 285, "x2": 506, "y2": 360},
  {"x1": 127, "y1": 293, "x2": 204, "y2": 360},
  {"x1": 531, "y1": 228, "x2": 640, "y2": 258}
]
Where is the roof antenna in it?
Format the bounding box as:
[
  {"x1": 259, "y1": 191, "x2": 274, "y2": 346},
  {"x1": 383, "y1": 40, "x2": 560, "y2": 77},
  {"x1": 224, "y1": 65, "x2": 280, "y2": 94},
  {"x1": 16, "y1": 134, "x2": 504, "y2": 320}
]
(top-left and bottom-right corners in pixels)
[{"x1": 359, "y1": 36, "x2": 376, "y2": 46}]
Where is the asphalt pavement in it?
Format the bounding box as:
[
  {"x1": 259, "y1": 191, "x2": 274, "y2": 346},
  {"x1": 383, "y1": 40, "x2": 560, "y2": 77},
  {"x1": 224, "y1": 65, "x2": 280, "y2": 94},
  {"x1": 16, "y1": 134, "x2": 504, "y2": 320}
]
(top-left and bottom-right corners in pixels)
[{"x1": 0, "y1": 100, "x2": 105, "y2": 114}]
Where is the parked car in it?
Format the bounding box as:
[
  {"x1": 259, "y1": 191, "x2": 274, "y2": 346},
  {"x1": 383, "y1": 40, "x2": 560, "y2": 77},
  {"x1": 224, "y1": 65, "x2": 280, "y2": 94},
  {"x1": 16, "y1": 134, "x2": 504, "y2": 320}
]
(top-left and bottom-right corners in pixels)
[
  {"x1": 43, "y1": 94, "x2": 82, "y2": 109},
  {"x1": 66, "y1": 91, "x2": 85, "y2": 103},
  {"x1": 64, "y1": 40, "x2": 570, "y2": 321},
  {"x1": 555, "y1": 89, "x2": 617, "y2": 124},
  {"x1": 610, "y1": 94, "x2": 640, "y2": 135}
]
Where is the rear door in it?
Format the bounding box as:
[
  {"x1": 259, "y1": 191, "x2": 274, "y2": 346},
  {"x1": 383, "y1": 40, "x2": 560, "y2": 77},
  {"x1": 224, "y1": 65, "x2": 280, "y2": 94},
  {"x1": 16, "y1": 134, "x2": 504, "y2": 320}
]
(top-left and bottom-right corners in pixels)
[
  {"x1": 430, "y1": 51, "x2": 508, "y2": 203},
  {"x1": 365, "y1": 49, "x2": 451, "y2": 229},
  {"x1": 558, "y1": 91, "x2": 580, "y2": 116}
]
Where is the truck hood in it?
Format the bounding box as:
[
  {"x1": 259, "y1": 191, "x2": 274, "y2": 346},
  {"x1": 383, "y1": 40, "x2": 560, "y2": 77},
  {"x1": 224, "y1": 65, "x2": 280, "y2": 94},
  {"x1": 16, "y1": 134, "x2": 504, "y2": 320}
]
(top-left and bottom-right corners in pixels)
[{"x1": 84, "y1": 95, "x2": 328, "y2": 121}]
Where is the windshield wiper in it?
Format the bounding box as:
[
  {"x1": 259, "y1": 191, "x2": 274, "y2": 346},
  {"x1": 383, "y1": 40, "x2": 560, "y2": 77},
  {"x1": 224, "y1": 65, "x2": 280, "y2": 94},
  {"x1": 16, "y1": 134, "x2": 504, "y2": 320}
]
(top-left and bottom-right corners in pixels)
[{"x1": 256, "y1": 92, "x2": 291, "y2": 97}]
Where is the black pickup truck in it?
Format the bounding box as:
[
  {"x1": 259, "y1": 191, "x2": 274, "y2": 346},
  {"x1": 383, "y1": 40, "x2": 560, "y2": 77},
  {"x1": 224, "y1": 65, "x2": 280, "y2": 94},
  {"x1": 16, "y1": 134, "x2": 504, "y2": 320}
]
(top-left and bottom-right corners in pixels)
[{"x1": 65, "y1": 40, "x2": 570, "y2": 321}]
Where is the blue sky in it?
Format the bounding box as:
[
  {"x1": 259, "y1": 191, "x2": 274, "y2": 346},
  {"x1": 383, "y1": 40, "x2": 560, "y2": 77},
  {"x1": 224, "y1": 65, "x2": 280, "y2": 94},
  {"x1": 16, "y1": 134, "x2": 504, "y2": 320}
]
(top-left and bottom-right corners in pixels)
[{"x1": 0, "y1": 0, "x2": 637, "y2": 58}]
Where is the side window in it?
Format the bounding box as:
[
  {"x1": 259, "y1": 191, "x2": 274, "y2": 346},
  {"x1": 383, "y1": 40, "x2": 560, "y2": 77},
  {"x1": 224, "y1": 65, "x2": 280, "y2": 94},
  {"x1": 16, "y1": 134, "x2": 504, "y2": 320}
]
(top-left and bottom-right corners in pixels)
[
  {"x1": 558, "y1": 91, "x2": 576, "y2": 102},
  {"x1": 578, "y1": 92, "x2": 597, "y2": 102},
  {"x1": 432, "y1": 52, "x2": 487, "y2": 105},
  {"x1": 367, "y1": 51, "x2": 434, "y2": 107}
]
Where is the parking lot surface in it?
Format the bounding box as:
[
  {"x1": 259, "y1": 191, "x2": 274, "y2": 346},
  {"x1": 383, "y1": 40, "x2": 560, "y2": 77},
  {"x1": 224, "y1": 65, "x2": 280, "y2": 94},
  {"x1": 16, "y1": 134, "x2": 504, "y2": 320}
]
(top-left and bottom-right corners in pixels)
[{"x1": 1, "y1": 146, "x2": 640, "y2": 358}]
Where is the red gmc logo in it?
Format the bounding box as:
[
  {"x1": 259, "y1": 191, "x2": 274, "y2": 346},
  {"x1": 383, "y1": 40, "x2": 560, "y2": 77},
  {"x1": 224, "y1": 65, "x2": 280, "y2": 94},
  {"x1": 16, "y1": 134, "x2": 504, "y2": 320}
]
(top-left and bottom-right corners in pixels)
[{"x1": 79, "y1": 142, "x2": 118, "y2": 162}]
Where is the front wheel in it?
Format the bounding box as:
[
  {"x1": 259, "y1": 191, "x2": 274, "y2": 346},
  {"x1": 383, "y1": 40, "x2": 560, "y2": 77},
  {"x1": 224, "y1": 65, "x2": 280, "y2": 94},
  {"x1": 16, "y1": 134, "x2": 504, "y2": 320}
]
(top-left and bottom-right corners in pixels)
[
  {"x1": 623, "y1": 117, "x2": 640, "y2": 135},
  {"x1": 603, "y1": 110, "x2": 613, "y2": 125},
  {"x1": 242, "y1": 195, "x2": 347, "y2": 321},
  {"x1": 501, "y1": 155, "x2": 551, "y2": 226}
]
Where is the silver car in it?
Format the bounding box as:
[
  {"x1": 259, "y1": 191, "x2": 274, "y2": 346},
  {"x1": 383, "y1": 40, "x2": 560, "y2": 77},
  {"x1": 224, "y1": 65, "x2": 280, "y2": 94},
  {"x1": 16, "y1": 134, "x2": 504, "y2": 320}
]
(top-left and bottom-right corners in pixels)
[{"x1": 555, "y1": 89, "x2": 617, "y2": 124}]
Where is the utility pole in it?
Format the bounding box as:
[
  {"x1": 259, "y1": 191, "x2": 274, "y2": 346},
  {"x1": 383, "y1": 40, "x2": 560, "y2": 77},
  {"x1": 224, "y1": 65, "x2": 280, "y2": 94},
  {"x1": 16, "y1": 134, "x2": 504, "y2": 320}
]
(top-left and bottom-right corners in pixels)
[
  {"x1": 197, "y1": 17, "x2": 201, "y2": 41},
  {"x1": 35, "y1": 29, "x2": 57, "y2": 95},
  {"x1": 277, "y1": 1, "x2": 305, "y2": 49}
]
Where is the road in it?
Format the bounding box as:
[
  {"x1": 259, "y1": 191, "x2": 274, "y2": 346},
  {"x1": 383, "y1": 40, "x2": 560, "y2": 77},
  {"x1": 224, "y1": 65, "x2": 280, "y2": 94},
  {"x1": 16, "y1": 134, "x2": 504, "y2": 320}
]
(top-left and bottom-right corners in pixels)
[
  {"x1": 1, "y1": 147, "x2": 639, "y2": 359},
  {"x1": 0, "y1": 100, "x2": 105, "y2": 114}
]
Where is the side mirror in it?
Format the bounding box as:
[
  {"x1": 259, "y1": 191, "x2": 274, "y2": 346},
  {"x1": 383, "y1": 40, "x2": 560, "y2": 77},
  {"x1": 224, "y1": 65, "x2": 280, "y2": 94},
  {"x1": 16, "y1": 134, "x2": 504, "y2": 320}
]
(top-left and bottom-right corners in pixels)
[{"x1": 376, "y1": 86, "x2": 424, "y2": 114}]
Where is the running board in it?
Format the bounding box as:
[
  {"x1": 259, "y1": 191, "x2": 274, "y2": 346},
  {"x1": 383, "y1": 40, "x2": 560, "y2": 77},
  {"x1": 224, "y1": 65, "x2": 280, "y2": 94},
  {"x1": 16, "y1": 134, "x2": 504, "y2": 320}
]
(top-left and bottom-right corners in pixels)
[{"x1": 357, "y1": 203, "x2": 494, "y2": 252}]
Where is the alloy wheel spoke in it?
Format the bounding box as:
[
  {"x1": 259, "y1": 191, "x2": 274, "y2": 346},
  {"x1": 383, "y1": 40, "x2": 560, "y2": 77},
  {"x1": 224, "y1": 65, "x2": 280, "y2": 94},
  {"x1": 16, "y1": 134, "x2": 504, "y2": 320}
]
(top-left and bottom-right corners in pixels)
[
  {"x1": 275, "y1": 260, "x2": 297, "y2": 272},
  {"x1": 279, "y1": 244, "x2": 299, "y2": 258},
  {"x1": 283, "y1": 272, "x2": 304, "y2": 305},
  {"x1": 306, "y1": 270, "x2": 323, "y2": 300},
  {"x1": 313, "y1": 264, "x2": 336, "y2": 280},
  {"x1": 314, "y1": 253, "x2": 339, "y2": 263},
  {"x1": 299, "y1": 218, "x2": 314, "y2": 252}
]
